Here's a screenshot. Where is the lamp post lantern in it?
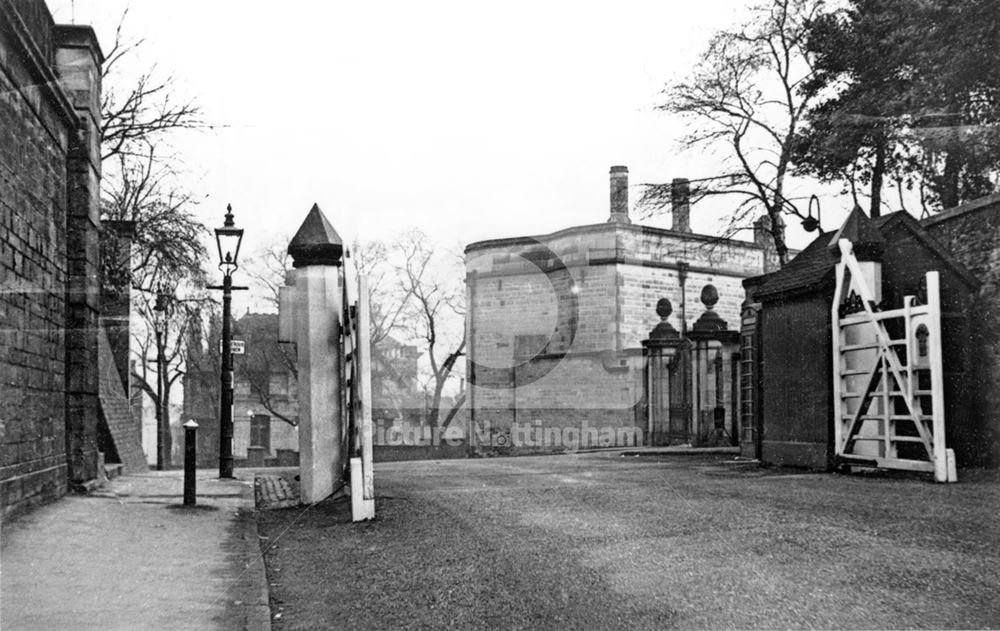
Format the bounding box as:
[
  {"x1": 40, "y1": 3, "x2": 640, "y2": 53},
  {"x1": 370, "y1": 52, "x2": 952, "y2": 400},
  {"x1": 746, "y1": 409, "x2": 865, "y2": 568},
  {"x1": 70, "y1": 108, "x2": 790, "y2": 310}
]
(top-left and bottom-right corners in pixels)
[
  {"x1": 152, "y1": 288, "x2": 171, "y2": 470},
  {"x1": 213, "y1": 204, "x2": 244, "y2": 479}
]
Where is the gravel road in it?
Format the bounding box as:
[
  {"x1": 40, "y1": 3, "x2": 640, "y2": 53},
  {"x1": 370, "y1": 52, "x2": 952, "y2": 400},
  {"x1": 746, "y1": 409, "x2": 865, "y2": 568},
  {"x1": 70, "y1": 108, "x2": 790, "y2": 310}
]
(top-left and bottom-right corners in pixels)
[{"x1": 257, "y1": 454, "x2": 1000, "y2": 630}]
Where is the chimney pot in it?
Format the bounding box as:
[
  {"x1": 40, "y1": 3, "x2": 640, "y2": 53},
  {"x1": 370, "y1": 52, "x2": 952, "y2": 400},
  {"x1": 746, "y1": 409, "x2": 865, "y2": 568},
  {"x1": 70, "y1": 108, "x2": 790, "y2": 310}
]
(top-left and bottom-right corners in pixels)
[
  {"x1": 753, "y1": 215, "x2": 771, "y2": 247},
  {"x1": 608, "y1": 166, "x2": 631, "y2": 225},
  {"x1": 671, "y1": 178, "x2": 691, "y2": 232}
]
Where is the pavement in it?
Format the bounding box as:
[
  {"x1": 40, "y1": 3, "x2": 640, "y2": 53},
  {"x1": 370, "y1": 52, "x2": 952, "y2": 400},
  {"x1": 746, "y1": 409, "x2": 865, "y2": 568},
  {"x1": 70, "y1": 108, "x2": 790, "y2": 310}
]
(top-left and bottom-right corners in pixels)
[{"x1": 0, "y1": 469, "x2": 270, "y2": 631}]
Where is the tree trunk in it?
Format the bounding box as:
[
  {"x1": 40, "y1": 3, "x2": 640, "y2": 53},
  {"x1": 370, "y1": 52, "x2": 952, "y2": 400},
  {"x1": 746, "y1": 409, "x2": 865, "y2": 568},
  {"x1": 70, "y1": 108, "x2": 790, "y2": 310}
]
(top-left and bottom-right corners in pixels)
[
  {"x1": 428, "y1": 376, "x2": 449, "y2": 429},
  {"x1": 767, "y1": 204, "x2": 789, "y2": 267},
  {"x1": 940, "y1": 149, "x2": 961, "y2": 209},
  {"x1": 440, "y1": 392, "x2": 467, "y2": 430},
  {"x1": 162, "y1": 380, "x2": 173, "y2": 468},
  {"x1": 870, "y1": 135, "x2": 886, "y2": 218}
]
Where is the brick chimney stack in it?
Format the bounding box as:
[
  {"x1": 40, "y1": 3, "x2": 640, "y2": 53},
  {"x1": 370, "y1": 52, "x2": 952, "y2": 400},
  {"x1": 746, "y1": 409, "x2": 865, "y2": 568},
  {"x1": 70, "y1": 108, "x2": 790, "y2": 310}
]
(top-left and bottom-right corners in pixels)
[
  {"x1": 671, "y1": 178, "x2": 691, "y2": 232},
  {"x1": 753, "y1": 215, "x2": 772, "y2": 247},
  {"x1": 608, "y1": 165, "x2": 631, "y2": 224}
]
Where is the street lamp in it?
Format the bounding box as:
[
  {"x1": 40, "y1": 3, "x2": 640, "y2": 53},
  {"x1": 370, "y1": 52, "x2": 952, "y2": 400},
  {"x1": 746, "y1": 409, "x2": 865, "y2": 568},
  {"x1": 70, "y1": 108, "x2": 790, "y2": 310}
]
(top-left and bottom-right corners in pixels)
[
  {"x1": 802, "y1": 194, "x2": 823, "y2": 233},
  {"x1": 213, "y1": 204, "x2": 244, "y2": 478},
  {"x1": 152, "y1": 287, "x2": 171, "y2": 470}
]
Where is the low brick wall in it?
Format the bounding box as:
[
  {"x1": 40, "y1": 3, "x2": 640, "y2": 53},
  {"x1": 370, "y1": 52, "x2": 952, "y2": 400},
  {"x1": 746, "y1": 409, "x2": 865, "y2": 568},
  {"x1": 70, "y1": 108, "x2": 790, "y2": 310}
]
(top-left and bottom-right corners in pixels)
[{"x1": 374, "y1": 444, "x2": 468, "y2": 463}]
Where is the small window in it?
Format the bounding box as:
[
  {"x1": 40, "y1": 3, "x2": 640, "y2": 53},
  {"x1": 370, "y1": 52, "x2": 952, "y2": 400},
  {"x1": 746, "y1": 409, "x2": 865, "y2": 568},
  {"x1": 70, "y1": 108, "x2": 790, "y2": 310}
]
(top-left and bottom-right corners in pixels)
[
  {"x1": 915, "y1": 324, "x2": 929, "y2": 358},
  {"x1": 250, "y1": 414, "x2": 271, "y2": 451}
]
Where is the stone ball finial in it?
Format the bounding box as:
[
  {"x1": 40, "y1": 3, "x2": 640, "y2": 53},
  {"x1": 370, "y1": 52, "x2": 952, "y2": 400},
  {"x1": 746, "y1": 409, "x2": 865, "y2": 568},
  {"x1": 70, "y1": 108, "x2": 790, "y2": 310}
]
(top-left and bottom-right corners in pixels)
[
  {"x1": 648, "y1": 297, "x2": 679, "y2": 341},
  {"x1": 693, "y1": 284, "x2": 728, "y2": 334},
  {"x1": 655, "y1": 298, "x2": 673, "y2": 320},
  {"x1": 700, "y1": 284, "x2": 719, "y2": 309}
]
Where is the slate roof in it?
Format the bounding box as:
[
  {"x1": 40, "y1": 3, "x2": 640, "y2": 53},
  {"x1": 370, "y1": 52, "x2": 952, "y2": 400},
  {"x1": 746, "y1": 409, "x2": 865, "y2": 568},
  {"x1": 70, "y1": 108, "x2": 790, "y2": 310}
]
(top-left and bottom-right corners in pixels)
[
  {"x1": 826, "y1": 206, "x2": 886, "y2": 261},
  {"x1": 749, "y1": 210, "x2": 979, "y2": 301},
  {"x1": 749, "y1": 229, "x2": 837, "y2": 300}
]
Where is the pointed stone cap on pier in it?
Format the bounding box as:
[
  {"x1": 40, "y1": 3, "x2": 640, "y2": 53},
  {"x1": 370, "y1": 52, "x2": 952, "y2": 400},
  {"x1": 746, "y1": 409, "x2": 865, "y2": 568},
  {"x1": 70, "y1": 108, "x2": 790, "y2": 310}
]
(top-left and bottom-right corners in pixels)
[{"x1": 288, "y1": 204, "x2": 343, "y2": 267}]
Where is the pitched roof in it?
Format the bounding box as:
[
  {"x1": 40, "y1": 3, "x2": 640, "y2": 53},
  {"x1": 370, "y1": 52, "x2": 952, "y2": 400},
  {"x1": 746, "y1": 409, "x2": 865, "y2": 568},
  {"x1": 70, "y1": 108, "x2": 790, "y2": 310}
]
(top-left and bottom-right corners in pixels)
[
  {"x1": 881, "y1": 211, "x2": 980, "y2": 289},
  {"x1": 826, "y1": 206, "x2": 885, "y2": 261},
  {"x1": 750, "y1": 210, "x2": 979, "y2": 301},
  {"x1": 750, "y1": 230, "x2": 837, "y2": 300}
]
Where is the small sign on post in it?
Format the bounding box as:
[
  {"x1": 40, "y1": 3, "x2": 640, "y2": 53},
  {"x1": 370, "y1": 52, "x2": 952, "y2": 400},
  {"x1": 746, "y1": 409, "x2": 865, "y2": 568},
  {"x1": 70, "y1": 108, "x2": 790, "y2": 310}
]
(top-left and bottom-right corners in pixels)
[{"x1": 219, "y1": 340, "x2": 245, "y2": 355}]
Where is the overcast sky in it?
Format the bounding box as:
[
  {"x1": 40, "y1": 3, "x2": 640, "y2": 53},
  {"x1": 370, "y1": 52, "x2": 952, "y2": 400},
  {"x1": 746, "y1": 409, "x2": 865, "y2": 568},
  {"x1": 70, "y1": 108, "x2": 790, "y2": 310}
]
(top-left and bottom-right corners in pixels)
[{"x1": 48, "y1": 0, "x2": 851, "y2": 275}]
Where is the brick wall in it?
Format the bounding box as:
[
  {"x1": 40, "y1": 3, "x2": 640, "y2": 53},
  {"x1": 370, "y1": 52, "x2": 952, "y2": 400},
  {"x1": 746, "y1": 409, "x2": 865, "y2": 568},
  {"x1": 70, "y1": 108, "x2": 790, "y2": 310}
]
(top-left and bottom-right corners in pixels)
[
  {"x1": 0, "y1": 0, "x2": 103, "y2": 518},
  {"x1": 758, "y1": 293, "x2": 834, "y2": 469},
  {"x1": 0, "y1": 1, "x2": 73, "y2": 517}
]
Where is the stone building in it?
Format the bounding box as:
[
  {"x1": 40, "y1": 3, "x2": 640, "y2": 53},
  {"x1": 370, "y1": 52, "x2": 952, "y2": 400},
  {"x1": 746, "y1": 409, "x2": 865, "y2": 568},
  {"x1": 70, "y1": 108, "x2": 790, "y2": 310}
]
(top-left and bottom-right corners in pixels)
[
  {"x1": 1, "y1": 0, "x2": 144, "y2": 519},
  {"x1": 182, "y1": 312, "x2": 297, "y2": 467},
  {"x1": 464, "y1": 166, "x2": 781, "y2": 452}
]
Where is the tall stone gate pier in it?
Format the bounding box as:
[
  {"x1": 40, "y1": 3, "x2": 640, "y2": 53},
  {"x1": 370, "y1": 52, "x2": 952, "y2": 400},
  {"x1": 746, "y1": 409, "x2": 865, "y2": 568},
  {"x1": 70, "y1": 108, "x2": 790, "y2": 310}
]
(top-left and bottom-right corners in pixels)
[{"x1": 279, "y1": 205, "x2": 345, "y2": 503}]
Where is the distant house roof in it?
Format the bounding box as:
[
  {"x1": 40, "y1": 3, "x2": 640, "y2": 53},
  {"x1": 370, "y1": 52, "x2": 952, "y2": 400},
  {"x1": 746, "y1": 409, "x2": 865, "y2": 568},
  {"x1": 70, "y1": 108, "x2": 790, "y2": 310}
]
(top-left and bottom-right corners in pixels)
[
  {"x1": 233, "y1": 312, "x2": 279, "y2": 343},
  {"x1": 748, "y1": 210, "x2": 979, "y2": 301}
]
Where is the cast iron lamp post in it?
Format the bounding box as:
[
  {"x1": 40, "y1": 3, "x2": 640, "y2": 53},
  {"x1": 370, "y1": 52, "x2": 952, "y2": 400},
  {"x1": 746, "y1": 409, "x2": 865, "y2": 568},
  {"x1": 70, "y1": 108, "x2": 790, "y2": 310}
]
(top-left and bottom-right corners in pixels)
[
  {"x1": 152, "y1": 288, "x2": 171, "y2": 470},
  {"x1": 212, "y1": 204, "x2": 244, "y2": 478}
]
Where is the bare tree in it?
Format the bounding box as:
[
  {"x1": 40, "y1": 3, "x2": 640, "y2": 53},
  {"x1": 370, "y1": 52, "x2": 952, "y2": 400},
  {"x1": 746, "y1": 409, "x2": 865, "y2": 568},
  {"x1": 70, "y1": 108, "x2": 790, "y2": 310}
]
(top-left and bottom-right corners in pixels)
[
  {"x1": 351, "y1": 238, "x2": 412, "y2": 349},
  {"x1": 99, "y1": 8, "x2": 210, "y2": 297},
  {"x1": 242, "y1": 238, "x2": 293, "y2": 310},
  {"x1": 96, "y1": 9, "x2": 212, "y2": 463},
  {"x1": 350, "y1": 238, "x2": 425, "y2": 422},
  {"x1": 99, "y1": 9, "x2": 205, "y2": 162},
  {"x1": 641, "y1": 0, "x2": 826, "y2": 265},
  {"x1": 102, "y1": 149, "x2": 208, "y2": 289},
  {"x1": 392, "y1": 229, "x2": 466, "y2": 429},
  {"x1": 131, "y1": 285, "x2": 211, "y2": 467}
]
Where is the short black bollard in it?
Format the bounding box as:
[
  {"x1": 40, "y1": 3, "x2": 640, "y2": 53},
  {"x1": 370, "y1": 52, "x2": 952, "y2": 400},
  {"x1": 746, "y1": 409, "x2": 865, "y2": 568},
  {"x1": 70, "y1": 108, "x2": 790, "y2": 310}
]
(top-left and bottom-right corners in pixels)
[{"x1": 183, "y1": 420, "x2": 198, "y2": 506}]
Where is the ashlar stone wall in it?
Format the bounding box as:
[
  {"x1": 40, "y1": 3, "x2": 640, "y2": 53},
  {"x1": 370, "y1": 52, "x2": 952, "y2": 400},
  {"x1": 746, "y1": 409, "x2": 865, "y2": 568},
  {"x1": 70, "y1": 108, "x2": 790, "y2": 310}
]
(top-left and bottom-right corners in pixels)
[
  {"x1": 465, "y1": 221, "x2": 770, "y2": 451},
  {"x1": 0, "y1": 0, "x2": 103, "y2": 518}
]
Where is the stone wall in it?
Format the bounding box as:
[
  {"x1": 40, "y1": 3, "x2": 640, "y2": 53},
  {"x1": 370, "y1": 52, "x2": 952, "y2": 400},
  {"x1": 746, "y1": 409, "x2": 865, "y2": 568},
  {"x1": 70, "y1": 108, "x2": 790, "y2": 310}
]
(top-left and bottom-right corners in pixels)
[
  {"x1": 924, "y1": 196, "x2": 1000, "y2": 465},
  {"x1": 465, "y1": 221, "x2": 766, "y2": 452},
  {"x1": 465, "y1": 223, "x2": 758, "y2": 354},
  {"x1": 0, "y1": 0, "x2": 103, "y2": 518}
]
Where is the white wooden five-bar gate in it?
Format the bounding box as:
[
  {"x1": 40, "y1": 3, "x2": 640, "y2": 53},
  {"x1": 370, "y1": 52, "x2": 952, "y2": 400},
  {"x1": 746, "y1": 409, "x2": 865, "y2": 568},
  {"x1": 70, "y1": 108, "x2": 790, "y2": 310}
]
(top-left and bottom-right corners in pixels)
[{"x1": 832, "y1": 239, "x2": 956, "y2": 482}]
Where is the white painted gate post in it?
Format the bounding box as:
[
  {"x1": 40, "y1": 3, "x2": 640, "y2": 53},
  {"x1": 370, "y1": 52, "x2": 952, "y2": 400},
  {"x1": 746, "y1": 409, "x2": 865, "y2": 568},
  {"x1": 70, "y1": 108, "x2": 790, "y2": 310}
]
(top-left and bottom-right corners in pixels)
[{"x1": 283, "y1": 204, "x2": 345, "y2": 503}]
